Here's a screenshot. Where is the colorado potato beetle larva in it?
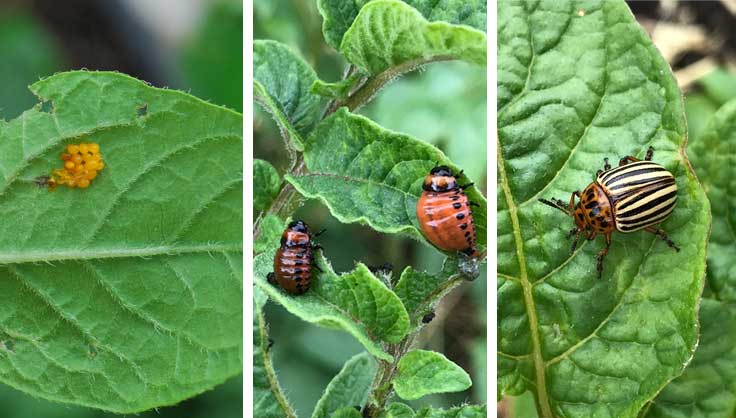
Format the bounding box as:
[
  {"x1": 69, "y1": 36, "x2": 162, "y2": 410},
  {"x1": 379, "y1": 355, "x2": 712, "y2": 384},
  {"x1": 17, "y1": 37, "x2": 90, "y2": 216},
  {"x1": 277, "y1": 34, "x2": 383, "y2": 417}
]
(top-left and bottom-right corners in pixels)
[
  {"x1": 416, "y1": 166, "x2": 479, "y2": 257},
  {"x1": 267, "y1": 220, "x2": 324, "y2": 295}
]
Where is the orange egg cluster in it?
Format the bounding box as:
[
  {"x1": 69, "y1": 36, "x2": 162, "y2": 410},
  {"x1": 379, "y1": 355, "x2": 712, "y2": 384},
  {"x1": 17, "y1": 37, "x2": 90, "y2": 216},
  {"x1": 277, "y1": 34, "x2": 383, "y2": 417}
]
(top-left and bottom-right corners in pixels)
[{"x1": 51, "y1": 143, "x2": 104, "y2": 189}]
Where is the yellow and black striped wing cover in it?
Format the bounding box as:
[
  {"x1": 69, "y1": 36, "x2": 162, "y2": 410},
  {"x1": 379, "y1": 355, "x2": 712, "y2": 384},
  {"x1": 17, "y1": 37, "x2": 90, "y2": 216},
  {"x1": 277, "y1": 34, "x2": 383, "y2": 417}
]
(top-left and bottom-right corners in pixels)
[{"x1": 596, "y1": 161, "x2": 677, "y2": 232}]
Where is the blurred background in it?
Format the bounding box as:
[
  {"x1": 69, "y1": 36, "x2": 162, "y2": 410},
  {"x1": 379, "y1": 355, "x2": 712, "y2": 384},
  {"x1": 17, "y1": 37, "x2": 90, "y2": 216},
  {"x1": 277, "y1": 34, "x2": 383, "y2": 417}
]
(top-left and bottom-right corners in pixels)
[
  {"x1": 254, "y1": 0, "x2": 487, "y2": 416},
  {"x1": 499, "y1": 1, "x2": 736, "y2": 417},
  {"x1": 0, "y1": 0, "x2": 242, "y2": 417}
]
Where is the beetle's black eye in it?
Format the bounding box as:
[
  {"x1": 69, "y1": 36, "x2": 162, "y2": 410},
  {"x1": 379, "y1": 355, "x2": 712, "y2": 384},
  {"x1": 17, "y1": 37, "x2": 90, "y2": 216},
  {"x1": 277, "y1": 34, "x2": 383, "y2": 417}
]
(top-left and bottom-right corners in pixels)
[{"x1": 430, "y1": 165, "x2": 453, "y2": 177}]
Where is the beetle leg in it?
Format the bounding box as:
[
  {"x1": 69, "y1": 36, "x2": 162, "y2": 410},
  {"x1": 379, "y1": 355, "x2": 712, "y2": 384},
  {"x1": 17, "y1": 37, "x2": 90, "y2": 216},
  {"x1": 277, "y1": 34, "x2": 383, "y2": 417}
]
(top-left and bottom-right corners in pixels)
[
  {"x1": 644, "y1": 226, "x2": 680, "y2": 252},
  {"x1": 603, "y1": 157, "x2": 611, "y2": 171},
  {"x1": 569, "y1": 190, "x2": 581, "y2": 211},
  {"x1": 460, "y1": 182, "x2": 475, "y2": 190},
  {"x1": 570, "y1": 230, "x2": 583, "y2": 253},
  {"x1": 267, "y1": 272, "x2": 276, "y2": 285},
  {"x1": 468, "y1": 201, "x2": 481, "y2": 207},
  {"x1": 313, "y1": 228, "x2": 327, "y2": 237},
  {"x1": 619, "y1": 155, "x2": 640, "y2": 166},
  {"x1": 645, "y1": 146, "x2": 654, "y2": 161},
  {"x1": 567, "y1": 227, "x2": 578, "y2": 239},
  {"x1": 596, "y1": 233, "x2": 612, "y2": 278}
]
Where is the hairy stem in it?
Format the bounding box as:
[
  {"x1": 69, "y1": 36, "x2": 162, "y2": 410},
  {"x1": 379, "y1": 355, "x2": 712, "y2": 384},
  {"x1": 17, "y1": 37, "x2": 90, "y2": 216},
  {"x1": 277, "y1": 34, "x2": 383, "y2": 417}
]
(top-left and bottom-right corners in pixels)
[
  {"x1": 257, "y1": 308, "x2": 297, "y2": 418},
  {"x1": 343, "y1": 55, "x2": 455, "y2": 112}
]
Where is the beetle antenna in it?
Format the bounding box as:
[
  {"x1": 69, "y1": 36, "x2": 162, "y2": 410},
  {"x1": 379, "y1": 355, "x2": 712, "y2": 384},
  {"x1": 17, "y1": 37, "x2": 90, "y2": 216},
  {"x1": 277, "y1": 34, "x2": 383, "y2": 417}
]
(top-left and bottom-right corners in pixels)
[
  {"x1": 313, "y1": 228, "x2": 326, "y2": 237},
  {"x1": 539, "y1": 198, "x2": 570, "y2": 215}
]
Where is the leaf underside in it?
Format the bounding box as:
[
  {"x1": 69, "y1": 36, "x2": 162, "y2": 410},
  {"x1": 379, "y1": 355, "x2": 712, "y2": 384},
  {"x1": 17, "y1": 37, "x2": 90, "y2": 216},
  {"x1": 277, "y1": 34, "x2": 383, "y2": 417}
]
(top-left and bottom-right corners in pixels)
[
  {"x1": 339, "y1": 0, "x2": 487, "y2": 75},
  {"x1": 497, "y1": 1, "x2": 710, "y2": 417},
  {"x1": 317, "y1": 0, "x2": 487, "y2": 52},
  {"x1": 0, "y1": 71, "x2": 243, "y2": 413},
  {"x1": 311, "y1": 352, "x2": 376, "y2": 418},
  {"x1": 253, "y1": 40, "x2": 323, "y2": 150},
  {"x1": 393, "y1": 349, "x2": 471, "y2": 400}
]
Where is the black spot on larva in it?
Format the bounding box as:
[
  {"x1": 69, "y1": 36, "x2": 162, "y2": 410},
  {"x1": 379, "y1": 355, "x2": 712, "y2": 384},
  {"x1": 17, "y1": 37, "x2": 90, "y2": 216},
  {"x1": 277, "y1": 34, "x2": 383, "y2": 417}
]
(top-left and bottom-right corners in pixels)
[
  {"x1": 294, "y1": 268, "x2": 303, "y2": 274},
  {"x1": 460, "y1": 223, "x2": 468, "y2": 230},
  {"x1": 456, "y1": 213, "x2": 465, "y2": 220},
  {"x1": 294, "y1": 277, "x2": 303, "y2": 282},
  {"x1": 295, "y1": 260, "x2": 303, "y2": 266},
  {"x1": 451, "y1": 195, "x2": 460, "y2": 201},
  {"x1": 296, "y1": 253, "x2": 304, "y2": 258},
  {"x1": 465, "y1": 231, "x2": 471, "y2": 237},
  {"x1": 453, "y1": 202, "x2": 462, "y2": 209}
]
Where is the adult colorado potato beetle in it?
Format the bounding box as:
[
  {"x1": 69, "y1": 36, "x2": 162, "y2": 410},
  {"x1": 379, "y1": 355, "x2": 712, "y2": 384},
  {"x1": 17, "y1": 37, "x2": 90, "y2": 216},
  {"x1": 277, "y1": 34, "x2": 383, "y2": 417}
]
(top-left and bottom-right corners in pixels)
[
  {"x1": 267, "y1": 220, "x2": 323, "y2": 295},
  {"x1": 540, "y1": 147, "x2": 679, "y2": 277},
  {"x1": 416, "y1": 166, "x2": 479, "y2": 257}
]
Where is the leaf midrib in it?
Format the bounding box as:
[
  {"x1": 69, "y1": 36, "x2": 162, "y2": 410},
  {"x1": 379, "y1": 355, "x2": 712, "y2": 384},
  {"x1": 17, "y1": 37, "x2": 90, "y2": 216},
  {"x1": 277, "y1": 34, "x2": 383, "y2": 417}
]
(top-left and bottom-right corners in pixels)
[
  {"x1": 0, "y1": 243, "x2": 241, "y2": 264},
  {"x1": 497, "y1": 136, "x2": 554, "y2": 418}
]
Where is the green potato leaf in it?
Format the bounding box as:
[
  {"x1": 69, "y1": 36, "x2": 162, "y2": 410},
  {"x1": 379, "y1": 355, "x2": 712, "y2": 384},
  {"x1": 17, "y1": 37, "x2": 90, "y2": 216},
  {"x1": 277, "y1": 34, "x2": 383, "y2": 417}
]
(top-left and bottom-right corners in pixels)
[
  {"x1": 394, "y1": 261, "x2": 462, "y2": 327},
  {"x1": 332, "y1": 407, "x2": 364, "y2": 418},
  {"x1": 253, "y1": 40, "x2": 323, "y2": 150},
  {"x1": 287, "y1": 107, "x2": 487, "y2": 251},
  {"x1": 340, "y1": 0, "x2": 486, "y2": 75},
  {"x1": 0, "y1": 71, "x2": 242, "y2": 412},
  {"x1": 643, "y1": 99, "x2": 736, "y2": 418},
  {"x1": 697, "y1": 69, "x2": 736, "y2": 107},
  {"x1": 317, "y1": 0, "x2": 486, "y2": 52},
  {"x1": 497, "y1": 1, "x2": 710, "y2": 417},
  {"x1": 254, "y1": 286, "x2": 296, "y2": 418},
  {"x1": 688, "y1": 99, "x2": 736, "y2": 301},
  {"x1": 381, "y1": 402, "x2": 487, "y2": 418},
  {"x1": 254, "y1": 159, "x2": 281, "y2": 215},
  {"x1": 643, "y1": 299, "x2": 736, "y2": 418},
  {"x1": 254, "y1": 240, "x2": 410, "y2": 361},
  {"x1": 254, "y1": 214, "x2": 285, "y2": 254},
  {"x1": 393, "y1": 349, "x2": 471, "y2": 400},
  {"x1": 312, "y1": 352, "x2": 377, "y2": 418},
  {"x1": 253, "y1": 159, "x2": 281, "y2": 214}
]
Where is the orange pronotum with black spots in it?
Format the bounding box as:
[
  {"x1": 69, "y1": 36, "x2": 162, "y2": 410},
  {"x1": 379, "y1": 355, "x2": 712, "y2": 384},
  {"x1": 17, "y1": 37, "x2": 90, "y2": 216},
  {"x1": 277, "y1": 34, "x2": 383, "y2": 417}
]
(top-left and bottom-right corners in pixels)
[
  {"x1": 416, "y1": 166, "x2": 479, "y2": 257},
  {"x1": 267, "y1": 220, "x2": 323, "y2": 295}
]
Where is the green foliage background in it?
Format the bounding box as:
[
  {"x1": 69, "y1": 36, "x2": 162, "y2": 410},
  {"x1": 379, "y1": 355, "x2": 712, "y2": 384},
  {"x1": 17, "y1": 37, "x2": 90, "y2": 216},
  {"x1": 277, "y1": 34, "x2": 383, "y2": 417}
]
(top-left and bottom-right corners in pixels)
[
  {"x1": 254, "y1": 0, "x2": 487, "y2": 415},
  {"x1": 0, "y1": 2, "x2": 242, "y2": 417}
]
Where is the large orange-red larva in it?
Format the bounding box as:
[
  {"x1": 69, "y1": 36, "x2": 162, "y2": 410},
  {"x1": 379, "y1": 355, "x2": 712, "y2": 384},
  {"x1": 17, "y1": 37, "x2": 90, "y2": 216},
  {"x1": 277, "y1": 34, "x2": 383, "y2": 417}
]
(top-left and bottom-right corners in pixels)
[{"x1": 416, "y1": 166, "x2": 478, "y2": 257}]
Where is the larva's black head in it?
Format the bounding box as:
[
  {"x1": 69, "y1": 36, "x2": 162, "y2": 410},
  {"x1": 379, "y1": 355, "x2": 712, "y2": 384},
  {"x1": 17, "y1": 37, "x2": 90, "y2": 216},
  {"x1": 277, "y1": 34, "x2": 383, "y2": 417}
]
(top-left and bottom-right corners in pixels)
[
  {"x1": 287, "y1": 220, "x2": 309, "y2": 234},
  {"x1": 423, "y1": 165, "x2": 458, "y2": 192},
  {"x1": 429, "y1": 165, "x2": 453, "y2": 177}
]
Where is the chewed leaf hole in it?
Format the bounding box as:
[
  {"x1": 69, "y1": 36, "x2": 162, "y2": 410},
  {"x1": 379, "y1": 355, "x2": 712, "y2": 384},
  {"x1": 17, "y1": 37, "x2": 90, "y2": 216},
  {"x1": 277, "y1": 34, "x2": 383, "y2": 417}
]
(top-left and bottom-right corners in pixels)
[
  {"x1": 0, "y1": 336, "x2": 15, "y2": 354},
  {"x1": 39, "y1": 100, "x2": 53, "y2": 113},
  {"x1": 88, "y1": 343, "x2": 98, "y2": 358},
  {"x1": 137, "y1": 104, "x2": 148, "y2": 117}
]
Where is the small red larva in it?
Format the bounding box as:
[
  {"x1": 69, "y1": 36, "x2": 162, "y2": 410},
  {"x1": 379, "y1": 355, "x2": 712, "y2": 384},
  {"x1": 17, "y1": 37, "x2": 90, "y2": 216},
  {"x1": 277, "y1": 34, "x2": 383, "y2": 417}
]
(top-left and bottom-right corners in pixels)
[
  {"x1": 416, "y1": 166, "x2": 479, "y2": 257},
  {"x1": 267, "y1": 220, "x2": 323, "y2": 295}
]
